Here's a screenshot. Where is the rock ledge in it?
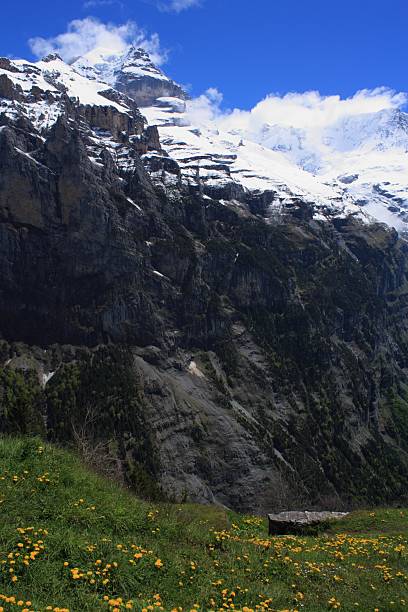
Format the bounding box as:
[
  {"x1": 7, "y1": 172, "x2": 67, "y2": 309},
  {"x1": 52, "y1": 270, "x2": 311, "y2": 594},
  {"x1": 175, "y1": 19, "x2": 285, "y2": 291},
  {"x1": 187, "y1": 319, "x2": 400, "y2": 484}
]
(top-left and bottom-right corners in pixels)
[{"x1": 268, "y1": 511, "x2": 349, "y2": 535}]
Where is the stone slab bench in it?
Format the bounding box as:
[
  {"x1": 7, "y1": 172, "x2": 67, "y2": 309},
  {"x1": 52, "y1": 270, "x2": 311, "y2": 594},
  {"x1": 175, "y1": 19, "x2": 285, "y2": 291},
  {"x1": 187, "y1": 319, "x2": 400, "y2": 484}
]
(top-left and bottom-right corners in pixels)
[{"x1": 268, "y1": 511, "x2": 349, "y2": 535}]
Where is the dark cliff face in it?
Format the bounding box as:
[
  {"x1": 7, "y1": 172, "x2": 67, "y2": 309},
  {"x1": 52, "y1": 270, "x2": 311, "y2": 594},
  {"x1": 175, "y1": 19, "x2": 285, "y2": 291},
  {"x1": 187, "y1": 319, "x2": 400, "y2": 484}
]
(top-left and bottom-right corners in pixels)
[
  {"x1": 1, "y1": 69, "x2": 408, "y2": 513},
  {"x1": 115, "y1": 73, "x2": 186, "y2": 108},
  {"x1": 112, "y1": 47, "x2": 187, "y2": 108}
]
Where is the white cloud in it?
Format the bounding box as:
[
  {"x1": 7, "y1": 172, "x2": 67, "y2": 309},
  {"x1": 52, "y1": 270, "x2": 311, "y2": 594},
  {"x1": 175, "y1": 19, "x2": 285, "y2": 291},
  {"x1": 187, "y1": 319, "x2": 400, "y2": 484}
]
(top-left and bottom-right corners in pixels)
[
  {"x1": 29, "y1": 17, "x2": 166, "y2": 65},
  {"x1": 185, "y1": 87, "x2": 223, "y2": 124},
  {"x1": 188, "y1": 87, "x2": 408, "y2": 141},
  {"x1": 157, "y1": 0, "x2": 201, "y2": 13},
  {"x1": 217, "y1": 88, "x2": 407, "y2": 134},
  {"x1": 188, "y1": 86, "x2": 406, "y2": 136},
  {"x1": 184, "y1": 87, "x2": 408, "y2": 172}
]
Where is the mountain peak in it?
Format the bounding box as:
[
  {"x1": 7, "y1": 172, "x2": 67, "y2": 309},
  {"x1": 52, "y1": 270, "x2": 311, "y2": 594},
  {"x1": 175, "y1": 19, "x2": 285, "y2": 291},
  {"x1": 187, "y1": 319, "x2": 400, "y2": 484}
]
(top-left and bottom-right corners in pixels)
[
  {"x1": 71, "y1": 44, "x2": 186, "y2": 106},
  {"x1": 126, "y1": 45, "x2": 150, "y2": 58},
  {"x1": 41, "y1": 52, "x2": 64, "y2": 63},
  {"x1": 120, "y1": 45, "x2": 166, "y2": 77},
  {"x1": 72, "y1": 45, "x2": 156, "y2": 76},
  {"x1": 70, "y1": 43, "x2": 188, "y2": 107}
]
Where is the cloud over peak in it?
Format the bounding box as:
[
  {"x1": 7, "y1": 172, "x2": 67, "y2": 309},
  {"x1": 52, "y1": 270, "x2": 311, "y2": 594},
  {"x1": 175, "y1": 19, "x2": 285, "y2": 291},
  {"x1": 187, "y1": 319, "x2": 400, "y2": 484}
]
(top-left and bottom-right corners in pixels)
[
  {"x1": 29, "y1": 17, "x2": 166, "y2": 65},
  {"x1": 183, "y1": 86, "x2": 408, "y2": 171},
  {"x1": 194, "y1": 87, "x2": 407, "y2": 133}
]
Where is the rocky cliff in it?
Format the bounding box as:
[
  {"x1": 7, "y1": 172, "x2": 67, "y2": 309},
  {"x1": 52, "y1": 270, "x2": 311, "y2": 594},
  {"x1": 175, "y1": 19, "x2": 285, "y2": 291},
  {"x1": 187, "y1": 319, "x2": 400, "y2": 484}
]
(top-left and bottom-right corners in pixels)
[{"x1": 0, "y1": 48, "x2": 408, "y2": 513}]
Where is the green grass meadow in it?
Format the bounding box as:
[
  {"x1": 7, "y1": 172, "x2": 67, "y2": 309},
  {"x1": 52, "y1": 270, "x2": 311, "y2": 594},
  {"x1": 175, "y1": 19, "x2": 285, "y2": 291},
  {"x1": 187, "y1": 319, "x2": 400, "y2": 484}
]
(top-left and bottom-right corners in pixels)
[{"x1": 0, "y1": 437, "x2": 407, "y2": 611}]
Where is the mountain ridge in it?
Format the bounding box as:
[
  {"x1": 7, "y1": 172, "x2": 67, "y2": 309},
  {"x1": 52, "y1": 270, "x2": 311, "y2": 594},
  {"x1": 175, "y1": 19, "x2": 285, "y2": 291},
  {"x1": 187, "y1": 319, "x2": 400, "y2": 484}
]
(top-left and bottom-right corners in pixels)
[{"x1": 2, "y1": 46, "x2": 408, "y2": 230}]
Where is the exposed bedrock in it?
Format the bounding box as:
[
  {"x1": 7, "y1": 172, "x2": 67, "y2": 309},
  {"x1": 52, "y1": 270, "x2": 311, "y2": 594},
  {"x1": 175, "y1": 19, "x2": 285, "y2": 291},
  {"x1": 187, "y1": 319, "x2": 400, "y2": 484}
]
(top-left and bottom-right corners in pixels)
[{"x1": 0, "y1": 88, "x2": 408, "y2": 513}]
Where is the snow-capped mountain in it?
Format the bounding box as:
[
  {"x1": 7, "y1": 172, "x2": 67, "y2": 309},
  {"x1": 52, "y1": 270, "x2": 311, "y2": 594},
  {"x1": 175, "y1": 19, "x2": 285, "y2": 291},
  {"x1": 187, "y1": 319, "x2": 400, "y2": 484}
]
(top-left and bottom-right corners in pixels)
[
  {"x1": 141, "y1": 76, "x2": 408, "y2": 231},
  {"x1": 0, "y1": 53, "x2": 144, "y2": 136},
  {"x1": 1, "y1": 45, "x2": 408, "y2": 231},
  {"x1": 212, "y1": 106, "x2": 408, "y2": 229},
  {"x1": 73, "y1": 45, "x2": 186, "y2": 107}
]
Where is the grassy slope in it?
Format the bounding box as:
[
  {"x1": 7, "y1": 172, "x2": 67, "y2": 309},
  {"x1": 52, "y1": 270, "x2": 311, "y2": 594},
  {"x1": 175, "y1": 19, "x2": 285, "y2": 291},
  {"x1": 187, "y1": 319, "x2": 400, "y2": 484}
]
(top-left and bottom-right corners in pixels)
[{"x1": 0, "y1": 438, "x2": 407, "y2": 612}]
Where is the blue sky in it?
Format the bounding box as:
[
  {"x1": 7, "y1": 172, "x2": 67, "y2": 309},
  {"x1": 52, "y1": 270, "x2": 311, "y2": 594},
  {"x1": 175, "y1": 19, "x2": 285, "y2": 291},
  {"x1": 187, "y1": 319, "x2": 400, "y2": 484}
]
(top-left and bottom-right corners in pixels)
[{"x1": 1, "y1": 0, "x2": 407, "y2": 110}]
